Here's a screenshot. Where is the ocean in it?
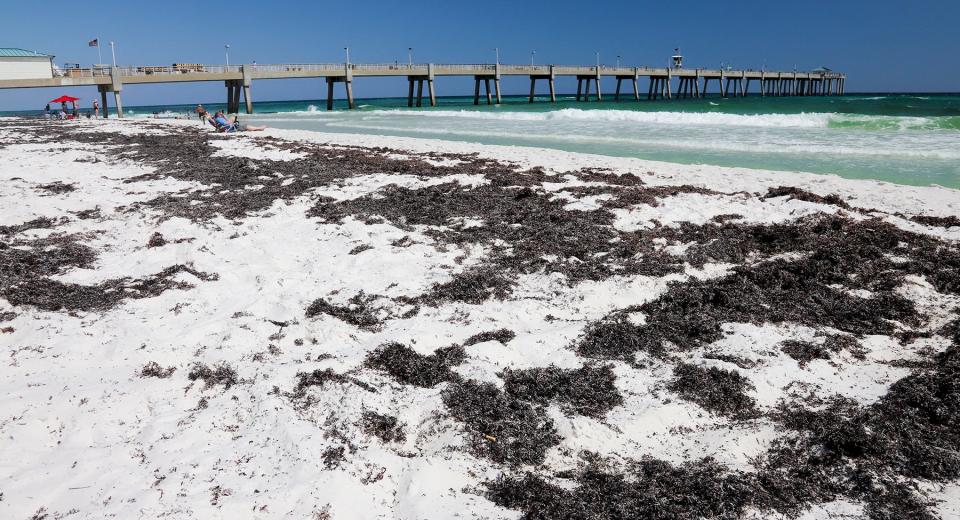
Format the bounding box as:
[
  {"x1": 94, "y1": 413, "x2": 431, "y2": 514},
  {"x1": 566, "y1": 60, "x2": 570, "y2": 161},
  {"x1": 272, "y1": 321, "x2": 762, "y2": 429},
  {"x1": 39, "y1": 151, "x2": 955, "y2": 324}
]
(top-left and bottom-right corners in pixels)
[{"x1": 7, "y1": 93, "x2": 959, "y2": 188}]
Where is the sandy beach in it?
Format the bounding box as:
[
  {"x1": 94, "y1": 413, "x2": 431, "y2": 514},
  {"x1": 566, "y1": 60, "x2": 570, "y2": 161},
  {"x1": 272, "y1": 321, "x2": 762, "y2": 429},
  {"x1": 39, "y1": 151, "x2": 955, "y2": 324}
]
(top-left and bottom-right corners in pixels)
[{"x1": 1, "y1": 117, "x2": 958, "y2": 519}]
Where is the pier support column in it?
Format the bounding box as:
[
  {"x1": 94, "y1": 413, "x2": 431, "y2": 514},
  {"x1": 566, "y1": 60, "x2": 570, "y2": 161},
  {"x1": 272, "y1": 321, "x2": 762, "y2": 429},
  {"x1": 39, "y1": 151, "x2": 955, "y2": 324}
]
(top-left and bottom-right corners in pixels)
[
  {"x1": 583, "y1": 75, "x2": 591, "y2": 101},
  {"x1": 326, "y1": 78, "x2": 335, "y2": 110},
  {"x1": 614, "y1": 77, "x2": 622, "y2": 101},
  {"x1": 410, "y1": 78, "x2": 417, "y2": 107},
  {"x1": 113, "y1": 91, "x2": 124, "y2": 118},
  {"x1": 109, "y1": 67, "x2": 124, "y2": 118},
  {"x1": 98, "y1": 86, "x2": 109, "y2": 119},
  {"x1": 647, "y1": 77, "x2": 655, "y2": 100},
  {"x1": 416, "y1": 79, "x2": 423, "y2": 107},
  {"x1": 473, "y1": 78, "x2": 480, "y2": 105},
  {"x1": 665, "y1": 68, "x2": 671, "y2": 100},
  {"x1": 485, "y1": 78, "x2": 493, "y2": 104},
  {"x1": 694, "y1": 71, "x2": 701, "y2": 98},
  {"x1": 344, "y1": 65, "x2": 356, "y2": 109},
  {"x1": 241, "y1": 64, "x2": 254, "y2": 113},
  {"x1": 719, "y1": 71, "x2": 727, "y2": 97},
  {"x1": 549, "y1": 66, "x2": 557, "y2": 102},
  {"x1": 594, "y1": 66, "x2": 602, "y2": 102},
  {"x1": 576, "y1": 78, "x2": 583, "y2": 101},
  {"x1": 530, "y1": 76, "x2": 537, "y2": 103},
  {"x1": 632, "y1": 68, "x2": 640, "y2": 100},
  {"x1": 426, "y1": 64, "x2": 436, "y2": 107},
  {"x1": 493, "y1": 63, "x2": 502, "y2": 104}
]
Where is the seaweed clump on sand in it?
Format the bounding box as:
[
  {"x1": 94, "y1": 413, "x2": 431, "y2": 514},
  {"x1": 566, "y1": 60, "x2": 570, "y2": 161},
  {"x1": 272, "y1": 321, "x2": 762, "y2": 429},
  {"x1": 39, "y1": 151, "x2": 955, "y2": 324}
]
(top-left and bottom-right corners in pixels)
[
  {"x1": 488, "y1": 457, "x2": 766, "y2": 520},
  {"x1": 309, "y1": 181, "x2": 685, "y2": 293},
  {"x1": 780, "y1": 334, "x2": 865, "y2": 367},
  {"x1": 762, "y1": 186, "x2": 851, "y2": 209},
  {"x1": 442, "y1": 379, "x2": 561, "y2": 466},
  {"x1": 1, "y1": 231, "x2": 217, "y2": 312},
  {"x1": 361, "y1": 411, "x2": 406, "y2": 443},
  {"x1": 463, "y1": 328, "x2": 516, "y2": 346},
  {"x1": 305, "y1": 292, "x2": 382, "y2": 329},
  {"x1": 140, "y1": 361, "x2": 176, "y2": 378},
  {"x1": 188, "y1": 363, "x2": 239, "y2": 389},
  {"x1": 365, "y1": 342, "x2": 465, "y2": 387},
  {"x1": 500, "y1": 364, "x2": 623, "y2": 418},
  {"x1": 413, "y1": 266, "x2": 515, "y2": 306},
  {"x1": 667, "y1": 364, "x2": 758, "y2": 419},
  {"x1": 0, "y1": 217, "x2": 62, "y2": 235},
  {"x1": 290, "y1": 368, "x2": 376, "y2": 400},
  {"x1": 910, "y1": 214, "x2": 960, "y2": 228},
  {"x1": 575, "y1": 217, "x2": 938, "y2": 362}
]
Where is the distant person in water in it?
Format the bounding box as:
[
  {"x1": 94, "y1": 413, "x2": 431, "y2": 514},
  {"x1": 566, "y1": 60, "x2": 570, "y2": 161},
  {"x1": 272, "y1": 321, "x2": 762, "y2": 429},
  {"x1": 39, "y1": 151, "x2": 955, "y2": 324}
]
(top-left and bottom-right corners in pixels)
[
  {"x1": 92, "y1": 100, "x2": 100, "y2": 118},
  {"x1": 195, "y1": 104, "x2": 208, "y2": 124}
]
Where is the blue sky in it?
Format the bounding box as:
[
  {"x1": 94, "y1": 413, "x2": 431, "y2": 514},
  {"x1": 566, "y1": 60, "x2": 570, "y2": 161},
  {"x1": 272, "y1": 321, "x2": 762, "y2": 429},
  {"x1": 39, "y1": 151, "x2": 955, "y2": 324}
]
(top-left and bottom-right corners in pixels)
[{"x1": 1, "y1": 0, "x2": 957, "y2": 110}]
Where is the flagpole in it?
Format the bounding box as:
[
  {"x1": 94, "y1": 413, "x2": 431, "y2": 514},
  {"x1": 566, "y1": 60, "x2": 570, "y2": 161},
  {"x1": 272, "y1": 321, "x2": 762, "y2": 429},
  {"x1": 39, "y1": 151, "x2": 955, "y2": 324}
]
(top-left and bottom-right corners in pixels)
[{"x1": 96, "y1": 37, "x2": 102, "y2": 66}]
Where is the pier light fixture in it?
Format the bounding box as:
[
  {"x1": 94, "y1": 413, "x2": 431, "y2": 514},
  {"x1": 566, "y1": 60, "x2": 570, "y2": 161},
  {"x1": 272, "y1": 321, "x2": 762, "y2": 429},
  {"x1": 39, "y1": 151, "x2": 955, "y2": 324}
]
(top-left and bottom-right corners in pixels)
[
  {"x1": 531, "y1": 50, "x2": 536, "y2": 66},
  {"x1": 224, "y1": 44, "x2": 230, "y2": 66},
  {"x1": 344, "y1": 47, "x2": 350, "y2": 65},
  {"x1": 617, "y1": 55, "x2": 621, "y2": 68},
  {"x1": 408, "y1": 47, "x2": 413, "y2": 66},
  {"x1": 595, "y1": 51, "x2": 600, "y2": 67},
  {"x1": 109, "y1": 41, "x2": 117, "y2": 67},
  {"x1": 495, "y1": 47, "x2": 500, "y2": 65}
]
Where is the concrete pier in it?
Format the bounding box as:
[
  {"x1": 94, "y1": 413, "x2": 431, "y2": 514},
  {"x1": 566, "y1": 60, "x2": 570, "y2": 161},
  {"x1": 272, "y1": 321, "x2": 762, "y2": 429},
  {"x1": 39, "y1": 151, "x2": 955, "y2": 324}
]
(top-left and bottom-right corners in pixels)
[{"x1": 0, "y1": 61, "x2": 846, "y2": 113}]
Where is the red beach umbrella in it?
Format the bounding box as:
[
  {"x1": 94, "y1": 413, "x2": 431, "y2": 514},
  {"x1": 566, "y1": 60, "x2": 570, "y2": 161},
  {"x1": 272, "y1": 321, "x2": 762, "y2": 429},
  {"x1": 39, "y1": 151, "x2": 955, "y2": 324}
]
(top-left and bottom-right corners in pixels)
[{"x1": 49, "y1": 95, "x2": 80, "y2": 103}]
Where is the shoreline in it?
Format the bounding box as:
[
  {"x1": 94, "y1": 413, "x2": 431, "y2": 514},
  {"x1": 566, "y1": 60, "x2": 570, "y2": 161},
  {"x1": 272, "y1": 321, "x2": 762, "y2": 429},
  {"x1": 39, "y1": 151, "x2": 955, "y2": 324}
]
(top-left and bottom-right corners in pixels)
[{"x1": 1, "y1": 117, "x2": 958, "y2": 519}]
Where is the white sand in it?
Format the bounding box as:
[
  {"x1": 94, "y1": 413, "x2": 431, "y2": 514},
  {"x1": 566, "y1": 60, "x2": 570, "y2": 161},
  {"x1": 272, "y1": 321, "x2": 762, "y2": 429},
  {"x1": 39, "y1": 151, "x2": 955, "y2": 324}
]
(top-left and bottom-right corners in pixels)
[{"x1": 1, "y1": 117, "x2": 957, "y2": 519}]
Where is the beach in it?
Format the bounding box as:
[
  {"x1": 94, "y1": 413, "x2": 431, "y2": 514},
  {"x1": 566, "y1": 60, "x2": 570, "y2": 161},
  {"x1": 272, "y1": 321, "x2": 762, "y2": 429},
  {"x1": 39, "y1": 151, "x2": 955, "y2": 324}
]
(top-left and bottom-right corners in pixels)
[{"x1": 1, "y1": 117, "x2": 959, "y2": 519}]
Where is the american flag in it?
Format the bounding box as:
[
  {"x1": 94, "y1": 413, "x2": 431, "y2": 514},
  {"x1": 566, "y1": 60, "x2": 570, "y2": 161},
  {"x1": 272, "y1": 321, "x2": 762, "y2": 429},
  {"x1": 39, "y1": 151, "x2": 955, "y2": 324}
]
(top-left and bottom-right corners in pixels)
[{"x1": 88, "y1": 39, "x2": 98, "y2": 47}]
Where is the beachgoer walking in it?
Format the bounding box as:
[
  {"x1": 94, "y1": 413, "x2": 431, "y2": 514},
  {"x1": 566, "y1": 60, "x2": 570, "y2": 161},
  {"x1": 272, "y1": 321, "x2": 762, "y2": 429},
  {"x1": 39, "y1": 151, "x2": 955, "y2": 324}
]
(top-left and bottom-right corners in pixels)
[
  {"x1": 93, "y1": 100, "x2": 100, "y2": 118},
  {"x1": 195, "y1": 104, "x2": 208, "y2": 124}
]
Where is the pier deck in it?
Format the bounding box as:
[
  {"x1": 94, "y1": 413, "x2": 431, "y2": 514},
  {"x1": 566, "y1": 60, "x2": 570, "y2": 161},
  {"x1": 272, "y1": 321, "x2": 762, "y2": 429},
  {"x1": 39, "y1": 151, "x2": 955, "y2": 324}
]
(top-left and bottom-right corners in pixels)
[{"x1": 0, "y1": 63, "x2": 846, "y2": 117}]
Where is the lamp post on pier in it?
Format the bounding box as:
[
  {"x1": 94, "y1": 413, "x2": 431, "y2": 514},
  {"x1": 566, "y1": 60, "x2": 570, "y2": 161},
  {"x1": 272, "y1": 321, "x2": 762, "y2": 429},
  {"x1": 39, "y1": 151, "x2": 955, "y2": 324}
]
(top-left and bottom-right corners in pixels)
[
  {"x1": 495, "y1": 47, "x2": 500, "y2": 65},
  {"x1": 408, "y1": 47, "x2": 413, "y2": 66},
  {"x1": 344, "y1": 47, "x2": 350, "y2": 65},
  {"x1": 224, "y1": 44, "x2": 230, "y2": 66},
  {"x1": 616, "y1": 55, "x2": 621, "y2": 68},
  {"x1": 109, "y1": 41, "x2": 116, "y2": 67},
  {"x1": 595, "y1": 51, "x2": 600, "y2": 67},
  {"x1": 531, "y1": 50, "x2": 536, "y2": 66}
]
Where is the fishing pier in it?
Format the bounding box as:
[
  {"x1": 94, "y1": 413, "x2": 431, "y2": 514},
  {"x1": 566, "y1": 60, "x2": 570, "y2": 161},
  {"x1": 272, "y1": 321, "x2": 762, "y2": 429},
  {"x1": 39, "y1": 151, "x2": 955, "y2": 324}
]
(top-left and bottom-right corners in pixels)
[{"x1": 0, "y1": 62, "x2": 846, "y2": 117}]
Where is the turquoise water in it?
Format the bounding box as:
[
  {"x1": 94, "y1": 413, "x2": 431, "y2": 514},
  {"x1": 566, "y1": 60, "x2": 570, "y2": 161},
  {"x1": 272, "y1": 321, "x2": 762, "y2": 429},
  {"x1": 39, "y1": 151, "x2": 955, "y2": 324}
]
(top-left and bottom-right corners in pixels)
[{"x1": 7, "y1": 94, "x2": 960, "y2": 188}]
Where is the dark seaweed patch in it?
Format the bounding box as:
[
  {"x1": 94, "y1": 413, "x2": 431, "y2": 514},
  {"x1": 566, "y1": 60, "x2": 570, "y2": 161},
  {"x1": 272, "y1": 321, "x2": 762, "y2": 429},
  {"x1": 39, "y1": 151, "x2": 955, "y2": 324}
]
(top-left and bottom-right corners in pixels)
[
  {"x1": 763, "y1": 186, "x2": 850, "y2": 209},
  {"x1": 305, "y1": 292, "x2": 381, "y2": 329},
  {"x1": 415, "y1": 266, "x2": 514, "y2": 306},
  {"x1": 500, "y1": 364, "x2": 623, "y2": 418},
  {"x1": 0, "y1": 217, "x2": 61, "y2": 235},
  {"x1": 140, "y1": 361, "x2": 176, "y2": 378},
  {"x1": 3, "y1": 263, "x2": 217, "y2": 312},
  {"x1": 147, "y1": 232, "x2": 167, "y2": 248},
  {"x1": 365, "y1": 342, "x2": 464, "y2": 388},
  {"x1": 668, "y1": 363, "x2": 758, "y2": 418},
  {"x1": 463, "y1": 328, "x2": 516, "y2": 346},
  {"x1": 290, "y1": 368, "x2": 376, "y2": 399},
  {"x1": 909, "y1": 214, "x2": 960, "y2": 229},
  {"x1": 187, "y1": 363, "x2": 238, "y2": 389},
  {"x1": 361, "y1": 411, "x2": 406, "y2": 443},
  {"x1": 37, "y1": 181, "x2": 76, "y2": 195},
  {"x1": 488, "y1": 457, "x2": 765, "y2": 520},
  {"x1": 442, "y1": 379, "x2": 560, "y2": 466}
]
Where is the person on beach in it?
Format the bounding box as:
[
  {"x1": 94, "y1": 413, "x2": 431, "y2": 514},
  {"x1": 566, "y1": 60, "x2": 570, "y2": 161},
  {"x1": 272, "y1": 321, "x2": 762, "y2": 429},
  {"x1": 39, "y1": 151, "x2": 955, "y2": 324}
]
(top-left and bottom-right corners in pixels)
[
  {"x1": 43, "y1": 104, "x2": 51, "y2": 119},
  {"x1": 207, "y1": 112, "x2": 265, "y2": 132},
  {"x1": 92, "y1": 100, "x2": 100, "y2": 119},
  {"x1": 195, "y1": 104, "x2": 208, "y2": 124}
]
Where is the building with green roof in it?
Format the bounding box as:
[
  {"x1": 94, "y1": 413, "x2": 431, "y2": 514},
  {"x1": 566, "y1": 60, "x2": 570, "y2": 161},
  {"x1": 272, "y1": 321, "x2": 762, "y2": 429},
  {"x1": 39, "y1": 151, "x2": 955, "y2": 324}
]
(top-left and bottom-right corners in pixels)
[{"x1": 0, "y1": 48, "x2": 55, "y2": 80}]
